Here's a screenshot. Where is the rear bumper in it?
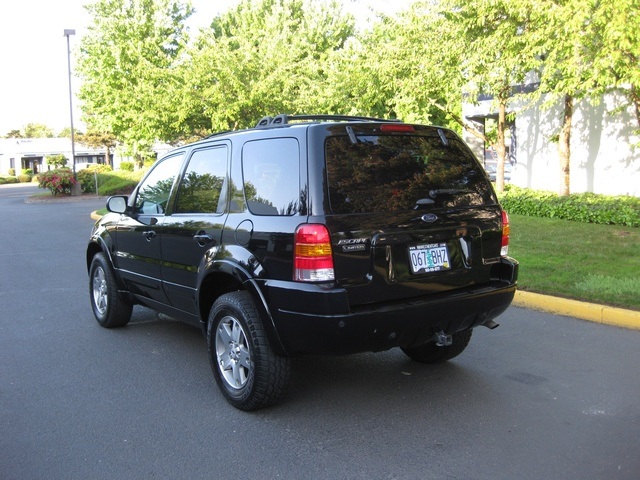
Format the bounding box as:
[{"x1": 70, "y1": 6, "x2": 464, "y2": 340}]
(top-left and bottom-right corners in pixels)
[{"x1": 263, "y1": 258, "x2": 518, "y2": 355}]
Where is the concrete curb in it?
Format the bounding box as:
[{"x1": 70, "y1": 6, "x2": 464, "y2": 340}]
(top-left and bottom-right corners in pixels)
[{"x1": 513, "y1": 291, "x2": 640, "y2": 330}]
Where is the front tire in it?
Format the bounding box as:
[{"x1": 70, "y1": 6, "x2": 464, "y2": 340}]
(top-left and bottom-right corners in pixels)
[
  {"x1": 89, "y1": 252, "x2": 133, "y2": 328},
  {"x1": 401, "y1": 329, "x2": 473, "y2": 364},
  {"x1": 207, "y1": 291, "x2": 290, "y2": 411}
]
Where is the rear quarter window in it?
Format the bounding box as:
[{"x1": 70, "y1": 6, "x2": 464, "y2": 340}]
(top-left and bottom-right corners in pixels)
[
  {"x1": 325, "y1": 133, "x2": 494, "y2": 214},
  {"x1": 242, "y1": 138, "x2": 301, "y2": 216}
]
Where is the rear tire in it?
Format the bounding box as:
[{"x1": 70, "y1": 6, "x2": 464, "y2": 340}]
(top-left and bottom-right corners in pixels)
[
  {"x1": 207, "y1": 291, "x2": 290, "y2": 411},
  {"x1": 89, "y1": 252, "x2": 133, "y2": 328},
  {"x1": 401, "y1": 329, "x2": 473, "y2": 364}
]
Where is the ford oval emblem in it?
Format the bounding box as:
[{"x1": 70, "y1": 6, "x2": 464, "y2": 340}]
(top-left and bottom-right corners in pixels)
[{"x1": 421, "y1": 213, "x2": 438, "y2": 223}]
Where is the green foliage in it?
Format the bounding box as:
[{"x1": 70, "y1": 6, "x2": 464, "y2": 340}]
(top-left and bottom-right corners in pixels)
[
  {"x1": 119, "y1": 161, "x2": 134, "y2": 172},
  {"x1": 499, "y1": 185, "x2": 640, "y2": 227},
  {"x1": 8, "y1": 168, "x2": 15, "y2": 176},
  {"x1": 180, "y1": 0, "x2": 355, "y2": 132},
  {"x1": 77, "y1": 165, "x2": 114, "y2": 193},
  {"x1": 22, "y1": 123, "x2": 55, "y2": 138},
  {"x1": 77, "y1": 168, "x2": 143, "y2": 196},
  {"x1": 77, "y1": 0, "x2": 194, "y2": 150},
  {"x1": 0, "y1": 176, "x2": 18, "y2": 184},
  {"x1": 46, "y1": 154, "x2": 68, "y2": 169},
  {"x1": 18, "y1": 174, "x2": 32, "y2": 183},
  {"x1": 37, "y1": 168, "x2": 77, "y2": 195}
]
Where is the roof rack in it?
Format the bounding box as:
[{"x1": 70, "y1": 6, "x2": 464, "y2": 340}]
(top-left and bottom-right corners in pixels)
[{"x1": 255, "y1": 114, "x2": 403, "y2": 128}]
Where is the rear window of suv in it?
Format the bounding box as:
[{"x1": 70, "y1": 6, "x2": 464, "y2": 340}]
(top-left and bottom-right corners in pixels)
[{"x1": 325, "y1": 132, "x2": 494, "y2": 214}]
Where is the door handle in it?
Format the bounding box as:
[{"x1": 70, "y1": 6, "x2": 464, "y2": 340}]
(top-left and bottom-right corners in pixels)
[
  {"x1": 142, "y1": 230, "x2": 156, "y2": 241},
  {"x1": 193, "y1": 231, "x2": 214, "y2": 246}
]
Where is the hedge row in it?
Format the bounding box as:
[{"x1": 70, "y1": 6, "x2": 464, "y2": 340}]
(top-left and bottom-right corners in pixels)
[
  {"x1": 498, "y1": 185, "x2": 640, "y2": 228},
  {"x1": 0, "y1": 175, "x2": 33, "y2": 184},
  {"x1": 77, "y1": 166, "x2": 144, "y2": 195}
]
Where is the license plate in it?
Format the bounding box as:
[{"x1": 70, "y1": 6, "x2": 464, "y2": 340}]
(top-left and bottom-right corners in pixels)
[{"x1": 408, "y1": 243, "x2": 450, "y2": 274}]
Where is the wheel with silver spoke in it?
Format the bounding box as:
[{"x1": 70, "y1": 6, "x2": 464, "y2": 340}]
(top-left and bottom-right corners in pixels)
[
  {"x1": 92, "y1": 266, "x2": 108, "y2": 316},
  {"x1": 89, "y1": 252, "x2": 132, "y2": 328},
  {"x1": 207, "y1": 291, "x2": 290, "y2": 411},
  {"x1": 215, "y1": 315, "x2": 251, "y2": 389}
]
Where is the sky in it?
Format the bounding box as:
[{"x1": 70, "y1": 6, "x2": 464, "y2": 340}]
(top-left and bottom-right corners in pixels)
[{"x1": 0, "y1": 0, "x2": 413, "y2": 137}]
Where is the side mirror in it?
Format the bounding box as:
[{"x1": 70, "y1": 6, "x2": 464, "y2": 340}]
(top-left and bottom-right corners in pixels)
[{"x1": 106, "y1": 195, "x2": 128, "y2": 214}]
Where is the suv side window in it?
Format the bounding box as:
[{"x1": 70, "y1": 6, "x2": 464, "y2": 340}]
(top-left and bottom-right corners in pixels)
[
  {"x1": 242, "y1": 138, "x2": 300, "y2": 216},
  {"x1": 134, "y1": 153, "x2": 184, "y2": 214},
  {"x1": 175, "y1": 146, "x2": 228, "y2": 214}
]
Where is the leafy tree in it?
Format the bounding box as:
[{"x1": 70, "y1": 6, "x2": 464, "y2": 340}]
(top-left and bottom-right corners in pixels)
[
  {"x1": 5, "y1": 129, "x2": 22, "y2": 138},
  {"x1": 322, "y1": 5, "x2": 457, "y2": 127},
  {"x1": 588, "y1": 0, "x2": 640, "y2": 131},
  {"x1": 22, "y1": 123, "x2": 55, "y2": 138},
  {"x1": 177, "y1": 0, "x2": 355, "y2": 132},
  {"x1": 432, "y1": 0, "x2": 544, "y2": 193},
  {"x1": 77, "y1": 0, "x2": 194, "y2": 156},
  {"x1": 46, "y1": 154, "x2": 68, "y2": 169},
  {"x1": 77, "y1": 131, "x2": 118, "y2": 167}
]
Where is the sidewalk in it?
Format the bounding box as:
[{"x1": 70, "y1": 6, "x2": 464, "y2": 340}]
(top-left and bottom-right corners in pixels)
[{"x1": 513, "y1": 290, "x2": 640, "y2": 330}]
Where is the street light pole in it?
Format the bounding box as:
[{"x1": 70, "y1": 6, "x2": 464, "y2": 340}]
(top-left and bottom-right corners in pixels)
[{"x1": 64, "y1": 28, "x2": 81, "y2": 195}]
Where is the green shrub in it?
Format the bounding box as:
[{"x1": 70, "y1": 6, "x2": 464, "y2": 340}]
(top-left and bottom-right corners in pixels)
[
  {"x1": 498, "y1": 185, "x2": 640, "y2": 227},
  {"x1": 37, "y1": 168, "x2": 77, "y2": 195},
  {"x1": 77, "y1": 164, "x2": 114, "y2": 193},
  {"x1": 22, "y1": 169, "x2": 33, "y2": 176},
  {"x1": 8, "y1": 168, "x2": 15, "y2": 176},
  {"x1": 18, "y1": 174, "x2": 32, "y2": 183},
  {"x1": 120, "y1": 161, "x2": 134, "y2": 172},
  {"x1": 46, "y1": 154, "x2": 68, "y2": 169},
  {"x1": 77, "y1": 168, "x2": 142, "y2": 196},
  {"x1": 1, "y1": 176, "x2": 18, "y2": 184}
]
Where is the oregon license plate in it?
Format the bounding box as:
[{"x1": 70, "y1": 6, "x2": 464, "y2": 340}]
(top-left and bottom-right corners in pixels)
[{"x1": 408, "y1": 243, "x2": 450, "y2": 274}]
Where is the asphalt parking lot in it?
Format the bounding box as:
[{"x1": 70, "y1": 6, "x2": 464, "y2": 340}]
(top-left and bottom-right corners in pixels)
[{"x1": 1, "y1": 183, "x2": 639, "y2": 480}]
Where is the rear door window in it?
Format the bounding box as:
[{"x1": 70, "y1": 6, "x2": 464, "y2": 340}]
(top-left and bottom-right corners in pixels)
[
  {"x1": 325, "y1": 133, "x2": 493, "y2": 213},
  {"x1": 174, "y1": 146, "x2": 228, "y2": 214}
]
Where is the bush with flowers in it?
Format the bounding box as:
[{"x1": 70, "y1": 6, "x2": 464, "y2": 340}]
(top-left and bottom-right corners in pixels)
[{"x1": 38, "y1": 168, "x2": 77, "y2": 195}]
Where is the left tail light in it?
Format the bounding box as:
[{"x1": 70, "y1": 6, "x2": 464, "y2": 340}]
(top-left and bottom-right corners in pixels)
[
  {"x1": 501, "y1": 210, "x2": 510, "y2": 256},
  {"x1": 294, "y1": 224, "x2": 335, "y2": 282}
]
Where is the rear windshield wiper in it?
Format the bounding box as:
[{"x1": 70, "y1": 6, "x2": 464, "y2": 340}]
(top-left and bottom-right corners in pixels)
[{"x1": 346, "y1": 125, "x2": 358, "y2": 144}]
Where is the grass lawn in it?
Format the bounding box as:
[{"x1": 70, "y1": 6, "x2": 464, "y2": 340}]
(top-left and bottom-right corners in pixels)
[{"x1": 509, "y1": 214, "x2": 640, "y2": 311}]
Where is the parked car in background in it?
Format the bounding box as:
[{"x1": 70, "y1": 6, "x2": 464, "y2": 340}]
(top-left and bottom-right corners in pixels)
[
  {"x1": 484, "y1": 160, "x2": 512, "y2": 183},
  {"x1": 86, "y1": 114, "x2": 518, "y2": 410}
]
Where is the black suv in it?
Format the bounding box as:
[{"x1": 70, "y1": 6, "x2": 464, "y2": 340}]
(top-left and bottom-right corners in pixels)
[{"x1": 87, "y1": 115, "x2": 518, "y2": 410}]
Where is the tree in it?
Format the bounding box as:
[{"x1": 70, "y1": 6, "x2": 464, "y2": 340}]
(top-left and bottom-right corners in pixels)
[
  {"x1": 177, "y1": 0, "x2": 355, "y2": 132},
  {"x1": 5, "y1": 129, "x2": 22, "y2": 138},
  {"x1": 46, "y1": 154, "x2": 68, "y2": 169},
  {"x1": 77, "y1": 131, "x2": 118, "y2": 167},
  {"x1": 22, "y1": 123, "x2": 55, "y2": 138},
  {"x1": 433, "y1": 0, "x2": 545, "y2": 193},
  {"x1": 588, "y1": 0, "x2": 640, "y2": 131},
  {"x1": 77, "y1": 0, "x2": 194, "y2": 160}
]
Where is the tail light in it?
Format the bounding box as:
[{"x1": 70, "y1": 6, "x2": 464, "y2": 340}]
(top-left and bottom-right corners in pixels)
[
  {"x1": 501, "y1": 210, "x2": 510, "y2": 256},
  {"x1": 294, "y1": 224, "x2": 335, "y2": 282}
]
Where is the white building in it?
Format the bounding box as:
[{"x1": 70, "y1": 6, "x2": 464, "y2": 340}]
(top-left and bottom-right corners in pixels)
[
  {"x1": 462, "y1": 86, "x2": 640, "y2": 197},
  {"x1": 0, "y1": 137, "x2": 107, "y2": 175}
]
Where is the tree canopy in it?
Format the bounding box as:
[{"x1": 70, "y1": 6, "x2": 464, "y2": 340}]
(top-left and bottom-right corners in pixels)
[
  {"x1": 77, "y1": 0, "x2": 194, "y2": 159},
  {"x1": 71, "y1": 0, "x2": 639, "y2": 193}
]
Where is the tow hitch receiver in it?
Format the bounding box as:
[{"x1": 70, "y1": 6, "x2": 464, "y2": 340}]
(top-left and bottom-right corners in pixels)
[{"x1": 433, "y1": 331, "x2": 453, "y2": 347}]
